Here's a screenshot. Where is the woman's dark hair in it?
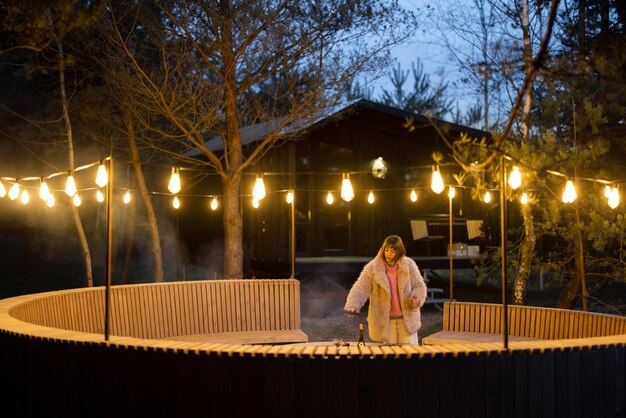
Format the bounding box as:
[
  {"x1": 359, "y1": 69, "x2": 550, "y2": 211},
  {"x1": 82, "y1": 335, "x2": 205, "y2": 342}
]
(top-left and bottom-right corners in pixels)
[{"x1": 379, "y1": 235, "x2": 406, "y2": 262}]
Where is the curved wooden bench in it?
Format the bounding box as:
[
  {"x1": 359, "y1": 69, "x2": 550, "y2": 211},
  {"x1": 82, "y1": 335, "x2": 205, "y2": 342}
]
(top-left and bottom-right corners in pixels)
[
  {"x1": 7, "y1": 279, "x2": 307, "y2": 344},
  {"x1": 423, "y1": 301, "x2": 626, "y2": 345},
  {"x1": 3, "y1": 290, "x2": 626, "y2": 417}
]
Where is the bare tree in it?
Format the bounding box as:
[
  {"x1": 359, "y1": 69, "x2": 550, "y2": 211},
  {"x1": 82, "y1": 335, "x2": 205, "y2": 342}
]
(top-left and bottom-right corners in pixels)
[{"x1": 100, "y1": 0, "x2": 417, "y2": 279}]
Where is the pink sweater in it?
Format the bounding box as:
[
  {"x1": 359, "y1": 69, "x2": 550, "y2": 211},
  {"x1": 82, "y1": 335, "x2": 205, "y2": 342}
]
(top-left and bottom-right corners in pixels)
[{"x1": 385, "y1": 264, "x2": 402, "y2": 318}]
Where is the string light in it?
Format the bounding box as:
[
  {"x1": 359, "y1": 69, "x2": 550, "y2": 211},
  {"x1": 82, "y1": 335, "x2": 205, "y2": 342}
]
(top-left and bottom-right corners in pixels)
[
  {"x1": 341, "y1": 173, "x2": 355, "y2": 202},
  {"x1": 95, "y1": 162, "x2": 108, "y2": 187},
  {"x1": 8, "y1": 183, "x2": 19, "y2": 200},
  {"x1": 431, "y1": 167, "x2": 445, "y2": 194},
  {"x1": 252, "y1": 175, "x2": 266, "y2": 201},
  {"x1": 0, "y1": 181, "x2": 5, "y2": 198},
  {"x1": 483, "y1": 190, "x2": 491, "y2": 203},
  {"x1": 367, "y1": 191, "x2": 375, "y2": 204},
  {"x1": 326, "y1": 191, "x2": 334, "y2": 205},
  {"x1": 96, "y1": 190, "x2": 105, "y2": 203},
  {"x1": 65, "y1": 173, "x2": 77, "y2": 197},
  {"x1": 73, "y1": 194, "x2": 81, "y2": 207},
  {"x1": 562, "y1": 180, "x2": 577, "y2": 203},
  {"x1": 123, "y1": 190, "x2": 131, "y2": 204},
  {"x1": 448, "y1": 186, "x2": 455, "y2": 199},
  {"x1": 20, "y1": 189, "x2": 29, "y2": 205},
  {"x1": 168, "y1": 167, "x2": 181, "y2": 194},
  {"x1": 604, "y1": 185, "x2": 612, "y2": 199},
  {"x1": 608, "y1": 187, "x2": 620, "y2": 209},
  {"x1": 251, "y1": 197, "x2": 259, "y2": 208},
  {"x1": 46, "y1": 193, "x2": 55, "y2": 208},
  {"x1": 39, "y1": 179, "x2": 50, "y2": 201},
  {"x1": 286, "y1": 190, "x2": 293, "y2": 204},
  {"x1": 210, "y1": 196, "x2": 218, "y2": 210},
  {"x1": 173, "y1": 196, "x2": 180, "y2": 209},
  {"x1": 410, "y1": 189, "x2": 417, "y2": 202},
  {"x1": 508, "y1": 166, "x2": 522, "y2": 190},
  {"x1": 521, "y1": 192, "x2": 529, "y2": 205}
]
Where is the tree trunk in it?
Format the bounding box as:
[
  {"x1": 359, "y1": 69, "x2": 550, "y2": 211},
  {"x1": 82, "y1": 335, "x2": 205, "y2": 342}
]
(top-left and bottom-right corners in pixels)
[
  {"x1": 556, "y1": 205, "x2": 587, "y2": 310},
  {"x1": 49, "y1": 11, "x2": 93, "y2": 287},
  {"x1": 223, "y1": 174, "x2": 243, "y2": 279},
  {"x1": 556, "y1": 269, "x2": 581, "y2": 309},
  {"x1": 125, "y1": 113, "x2": 164, "y2": 282},
  {"x1": 513, "y1": 203, "x2": 536, "y2": 305},
  {"x1": 120, "y1": 196, "x2": 136, "y2": 285}
]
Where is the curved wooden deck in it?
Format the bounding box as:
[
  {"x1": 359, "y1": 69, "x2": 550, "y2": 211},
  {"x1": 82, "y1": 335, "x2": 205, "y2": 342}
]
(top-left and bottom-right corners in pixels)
[{"x1": 1, "y1": 282, "x2": 626, "y2": 418}]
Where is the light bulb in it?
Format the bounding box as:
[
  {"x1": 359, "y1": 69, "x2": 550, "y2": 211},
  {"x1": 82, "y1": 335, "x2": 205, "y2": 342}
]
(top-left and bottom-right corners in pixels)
[
  {"x1": 340, "y1": 175, "x2": 354, "y2": 202},
  {"x1": 483, "y1": 190, "x2": 491, "y2": 203},
  {"x1": 168, "y1": 167, "x2": 181, "y2": 194},
  {"x1": 0, "y1": 181, "x2": 6, "y2": 198},
  {"x1": 46, "y1": 193, "x2": 55, "y2": 208},
  {"x1": 608, "y1": 187, "x2": 620, "y2": 209},
  {"x1": 371, "y1": 157, "x2": 387, "y2": 179},
  {"x1": 410, "y1": 189, "x2": 417, "y2": 202},
  {"x1": 73, "y1": 194, "x2": 81, "y2": 207},
  {"x1": 173, "y1": 196, "x2": 180, "y2": 209},
  {"x1": 210, "y1": 197, "x2": 218, "y2": 211},
  {"x1": 65, "y1": 174, "x2": 77, "y2": 197},
  {"x1": 252, "y1": 197, "x2": 259, "y2": 208},
  {"x1": 521, "y1": 192, "x2": 528, "y2": 205},
  {"x1": 562, "y1": 180, "x2": 577, "y2": 203},
  {"x1": 20, "y1": 189, "x2": 29, "y2": 205},
  {"x1": 367, "y1": 191, "x2": 375, "y2": 204},
  {"x1": 95, "y1": 163, "x2": 108, "y2": 187},
  {"x1": 96, "y1": 190, "x2": 105, "y2": 203},
  {"x1": 448, "y1": 186, "x2": 455, "y2": 199},
  {"x1": 508, "y1": 166, "x2": 522, "y2": 190},
  {"x1": 604, "y1": 185, "x2": 612, "y2": 198},
  {"x1": 431, "y1": 169, "x2": 445, "y2": 194},
  {"x1": 8, "y1": 183, "x2": 19, "y2": 200},
  {"x1": 252, "y1": 176, "x2": 266, "y2": 201},
  {"x1": 286, "y1": 191, "x2": 293, "y2": 204},
  {"x1": 123, "y1": 189, "x2": 131, "y2": 204},
  {"x1": 326, "y1": 191, "x2": 334, "y2": 205},
  {"x1": 39, "y1": 180, "x2": 50, "y2": 201}
]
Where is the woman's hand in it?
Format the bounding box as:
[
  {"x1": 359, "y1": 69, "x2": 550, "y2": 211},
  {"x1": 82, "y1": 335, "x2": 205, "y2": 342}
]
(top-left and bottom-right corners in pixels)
[
  {"x1": 343, "y1": 307, "x2": 358, "y2": 316},
  {"x1": 410, "y1": 295, "x2": 420, "y2": 308}
]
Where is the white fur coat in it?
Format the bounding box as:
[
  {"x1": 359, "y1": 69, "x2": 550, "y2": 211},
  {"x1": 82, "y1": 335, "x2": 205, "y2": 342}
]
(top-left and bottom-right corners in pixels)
[{"x1": 344, "y1": 251, "x2": 427, "y2": 343}]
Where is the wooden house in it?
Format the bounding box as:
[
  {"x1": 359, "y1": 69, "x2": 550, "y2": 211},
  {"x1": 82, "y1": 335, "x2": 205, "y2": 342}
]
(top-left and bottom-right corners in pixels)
[{"x1": 180, "y1": 99, "x2": 491, "y2": 278}]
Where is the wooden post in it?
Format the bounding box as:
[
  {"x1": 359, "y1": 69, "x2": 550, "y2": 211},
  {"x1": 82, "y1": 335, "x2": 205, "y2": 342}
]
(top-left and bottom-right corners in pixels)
[
  {"x1": 500, "y1": 155, "x2": 509, "y2": 349},
  {"x1": 104, "y1": 157, "x2": 113, "y2": 341}
]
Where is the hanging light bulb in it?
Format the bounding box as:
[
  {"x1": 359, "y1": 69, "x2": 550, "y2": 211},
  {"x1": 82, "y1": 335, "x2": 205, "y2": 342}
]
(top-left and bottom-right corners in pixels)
[
  {"x1": 95, "y1": 162, "x2": 108, "y2": 187},
  {"x1": 608, "y1": 187, "x2": 620, "y2": 209},
  {"x1": 604, "y1": 185, "x2": 612, "y2": 199},
  {"x1": 520, "y1": 192, "x2": 529, "y2": 205},
  {"x1": 410, "y1": 189, "x2": 417, "y2": 202},
  {"x1": 252, "y1": 197, "x2": 259, "y2": 208},
  {"x1": 8, "y1": 183, "x2": 19, "y2": 200},
  {"x1": 371, "y1": 157, "x2": 387, "y2": 179},
  {"x1": 39, "y1": 179, "x2": 50, "y2": 201},
  {"x1": 483, "y1": 190, "x2": 491, "y2": 203},
  {"x1": 448, "y1": 186, "x2": 455, "y2": 199},
  {"x1": 210, "y1": 196, "x2": 218, "y2": 211},
  {"x1": 65, "y1": 173, "x2": 77, "y2": 197},
  {"x1": 0, "y1": 181, "x2": 5, "y2": 198},
  {"x1": 123, "y1": 189, "x2": 131, "y2": 204},
  {"x1": 173, "y1": 196, "x2": 180, "y2": 209},
  {"x1": 326, "y1": 191, "x2": 334, "y2": 205},
  {"x1": 286, "y1": 190, "x2": 294, "y2": 204},
  {"x1": 340, "y1": 173, "x2": 355, "y2": 202},
  {"x1": 168, "y1": 167, "x2": 181, "y2": 194},
  {"x1": 73, "y1": 194, "x2": 81, "y2": 207},
  {"x1": 46, "y1": 193, "x2": 55, "y2": 208},
  {"x1": 96, "y1": 190, "x2": 105, "y2": 203},
  {"x1": 252, "y1": 175, "x2": 266, "y2": 201},
  {"x1": 508, "y1": 166, "x2": 522, "y2": 190},
  {"x1": 431, "y1": 167, "x2": 445, "y2": 194},
  {"x1": 367, "y1": 191, "x2": 375, "y2": 204},
  {"x1": 562, "y1": 180, "x2": 577, "y2": 203},
  {"x1": 20, "y1": 189, "x2": 29, "y2": 205}
]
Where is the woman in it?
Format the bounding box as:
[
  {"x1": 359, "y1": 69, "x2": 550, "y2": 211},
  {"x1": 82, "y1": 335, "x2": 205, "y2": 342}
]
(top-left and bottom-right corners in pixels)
[{"x1": 344, "y1": 235, "x2": 427, "y2": 345}]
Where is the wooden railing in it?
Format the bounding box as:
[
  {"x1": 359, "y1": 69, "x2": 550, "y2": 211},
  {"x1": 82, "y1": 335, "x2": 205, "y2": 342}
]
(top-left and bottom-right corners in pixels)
[{"x1": 7, "y1": 279, "x2": 307, "y2": 344}]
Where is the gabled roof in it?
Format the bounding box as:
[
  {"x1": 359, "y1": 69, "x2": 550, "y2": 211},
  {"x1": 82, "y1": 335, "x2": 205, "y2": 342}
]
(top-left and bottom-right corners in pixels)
[{"x1": 186, "y1": 99, "x2": 490, "y2": 156}]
